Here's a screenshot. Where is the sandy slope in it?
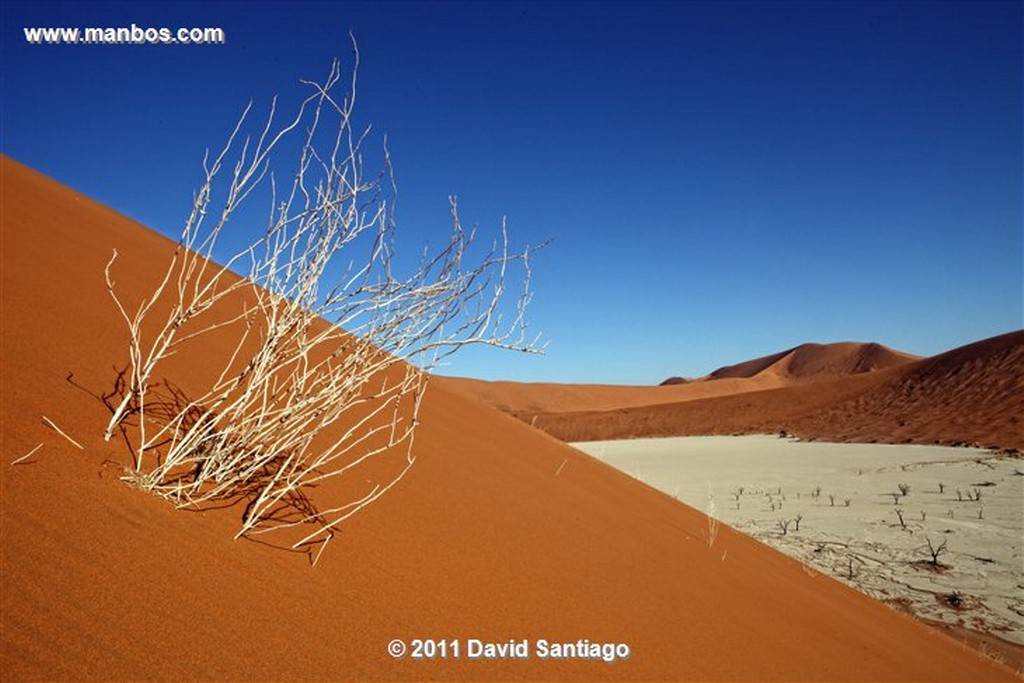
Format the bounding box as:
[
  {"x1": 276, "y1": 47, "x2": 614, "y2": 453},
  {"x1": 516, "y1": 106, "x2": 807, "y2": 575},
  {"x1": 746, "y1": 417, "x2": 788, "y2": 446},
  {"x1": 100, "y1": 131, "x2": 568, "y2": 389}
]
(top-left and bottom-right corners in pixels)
[{"x1": 1, "y1": 155, "x2": 1017, "y2": 680}]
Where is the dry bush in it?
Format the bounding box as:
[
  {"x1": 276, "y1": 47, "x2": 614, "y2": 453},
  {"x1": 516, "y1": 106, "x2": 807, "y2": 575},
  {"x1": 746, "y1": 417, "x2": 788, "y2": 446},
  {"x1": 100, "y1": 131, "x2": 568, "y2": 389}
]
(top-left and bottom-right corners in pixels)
[
  {"x1": 705, "y1": 485, "x2": 720, "y2": 548},
  {"x1": 102, "y1": 44, "x2": 544, "y2": 554}
]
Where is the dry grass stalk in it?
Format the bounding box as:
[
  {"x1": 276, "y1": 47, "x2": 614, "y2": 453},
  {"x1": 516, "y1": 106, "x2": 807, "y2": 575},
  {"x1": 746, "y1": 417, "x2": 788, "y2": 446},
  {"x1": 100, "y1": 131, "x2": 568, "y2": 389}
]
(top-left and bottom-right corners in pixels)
[
  {"x1": 11, "y1": 443, "x2": 44, "y2": 465},
  {"x1": 705, "y1": 485, "x2": 720, "y2": 548},
  {"x1": 554, "y1": 458, "x2": 568, "y2": 477},
  {"x1": 42, "y1": 417, "x2": 83, "y2": 450}
]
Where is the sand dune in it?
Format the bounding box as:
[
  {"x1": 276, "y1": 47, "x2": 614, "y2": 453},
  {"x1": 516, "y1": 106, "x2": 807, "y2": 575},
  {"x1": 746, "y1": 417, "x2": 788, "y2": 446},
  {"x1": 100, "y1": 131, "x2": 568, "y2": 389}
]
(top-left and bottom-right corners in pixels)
[
  {"x1": 441, "y1": 341, "x2": 920, "y2": 418},
  {"x1": 526, "y1": 332, "x2": 1024, "y2": 448},
  {"x1": 2, "y1": 155, "x2": 1017, "y2": 680},
  {"x1": 437, "y1": 373, "x2": 788, "y2": 417},
  {"x1": 706, "y1": 341, "x2": 920, "y2": 382},
  {"x1": 448, "y1": 333, "x2": 1021, "y2": 450}
]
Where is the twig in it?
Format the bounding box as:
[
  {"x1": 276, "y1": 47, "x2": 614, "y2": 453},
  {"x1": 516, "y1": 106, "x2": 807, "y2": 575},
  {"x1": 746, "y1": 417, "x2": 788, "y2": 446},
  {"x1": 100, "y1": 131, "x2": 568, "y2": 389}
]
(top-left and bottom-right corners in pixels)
[
  {"x1": 311, "y1": 531, "x2": 333, "y2": 568},
  {"x1": 42, "y1": 417, "x2": 83, "y2": 450},
  {"x1": 11, "y1": 443, "x2": 43, "y2": 465}
]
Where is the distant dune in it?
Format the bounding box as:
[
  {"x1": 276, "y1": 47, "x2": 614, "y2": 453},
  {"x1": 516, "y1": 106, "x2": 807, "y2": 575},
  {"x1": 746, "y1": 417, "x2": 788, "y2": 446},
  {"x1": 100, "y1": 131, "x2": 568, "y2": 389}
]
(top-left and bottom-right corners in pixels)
[
  {"x1": 706, "y1": 341, "x2": 920, "y2": 382},
  {"x1": 442, "y1": 341, "x2": 922, "y2": 420},
  {"x1": 2, "y1": 155, "x2": 1016, "y2": 680},
  {"x1": 462, "y1": 333, "x2": 1023, "y2": 449}
]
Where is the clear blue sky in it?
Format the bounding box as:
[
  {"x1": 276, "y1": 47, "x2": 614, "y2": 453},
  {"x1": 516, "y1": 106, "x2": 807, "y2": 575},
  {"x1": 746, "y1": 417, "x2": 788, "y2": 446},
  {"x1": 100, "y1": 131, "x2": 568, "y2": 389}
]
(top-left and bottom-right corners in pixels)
[{"x1": 4, "y1": 1, "x2": 1021, "y2": 384}]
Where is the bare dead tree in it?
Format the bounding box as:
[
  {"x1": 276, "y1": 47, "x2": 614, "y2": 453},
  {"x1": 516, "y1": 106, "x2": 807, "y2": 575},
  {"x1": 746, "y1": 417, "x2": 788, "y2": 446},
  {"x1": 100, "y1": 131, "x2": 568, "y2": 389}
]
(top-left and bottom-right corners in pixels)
[
  {"x1": 898, "y1": 483, "x2": 911, "y2": 496},
  {"x1": 925, "y1": 537, "x2": 949, "y2": 567},
  {"x1": 793, "y1": 514, "x2": 802, "y2": 531},
  {"x1": 777, "y1": 519, "x2": 790, "y2": 535},
  {"x1": 102, "y1": 43, "x2": 545, "y2": 552},
  {"x1": 894, "y1": 508, "x2": 906, "y2": 529}
]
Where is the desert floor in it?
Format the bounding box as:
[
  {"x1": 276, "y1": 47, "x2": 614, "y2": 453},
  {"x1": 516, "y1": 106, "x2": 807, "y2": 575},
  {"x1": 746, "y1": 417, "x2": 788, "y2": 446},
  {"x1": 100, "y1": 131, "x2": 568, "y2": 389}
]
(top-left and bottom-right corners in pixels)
[{"x1": 575, "y1": 435, "x2": 1024, "y2": 665}]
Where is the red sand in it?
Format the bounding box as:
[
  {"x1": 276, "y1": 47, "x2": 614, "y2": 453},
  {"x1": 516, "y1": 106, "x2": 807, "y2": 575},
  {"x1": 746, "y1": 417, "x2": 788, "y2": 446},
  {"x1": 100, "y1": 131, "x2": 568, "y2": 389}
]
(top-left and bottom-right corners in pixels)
[
  {"x1": 439, "y1": 341, "x2": 920, "y2": 418},
  {"x1": 447, "y1": 337, "x2": 1023, "y2": 450},
  {"x1": 2, "y1": 155, "x2": 1018, "y2": 680},
  {"x1": 707, "y1": 341, "x2": 920, "y2": 381}
]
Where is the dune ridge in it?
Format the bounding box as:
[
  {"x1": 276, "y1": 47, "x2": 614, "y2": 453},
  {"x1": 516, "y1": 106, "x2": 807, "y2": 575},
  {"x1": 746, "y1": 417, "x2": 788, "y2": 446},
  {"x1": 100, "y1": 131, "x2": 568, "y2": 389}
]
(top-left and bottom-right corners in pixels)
[
  {"x1": 2, "y1": 155, "x2": 1016, "y2": 680},
  {"x1": 516, "y1": 332, "x2": 1024, "y2": 448},
  {"x1": 447, "y1": 334, "x2": 1021, "y2": 449},
  {"x1": 440, "y1": 341, "x2": 921, "y2": 419},
  {"x1": 706, "y1": 341, "x2": 920, "y2": 382}
]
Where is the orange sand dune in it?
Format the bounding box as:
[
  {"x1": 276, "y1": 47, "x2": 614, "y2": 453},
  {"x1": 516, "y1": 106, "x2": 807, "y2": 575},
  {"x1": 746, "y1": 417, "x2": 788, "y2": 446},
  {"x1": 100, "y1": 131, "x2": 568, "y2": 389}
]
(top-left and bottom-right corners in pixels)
[
  {"x1": 707, "y1": 341, "x2": 920, "y2": 382},
  {"x1": 440, "y1": 342, "x2": 919, "y2": 419},
  {"x1": 2, "y1": 155, "x2": 1017, "y2": 680},
  {"x1": 527, "y1": 332, "x2": 1024, "y2": 449},
  {"x1": 437, "y1": 374, "x2": 786, "y2": 417}
]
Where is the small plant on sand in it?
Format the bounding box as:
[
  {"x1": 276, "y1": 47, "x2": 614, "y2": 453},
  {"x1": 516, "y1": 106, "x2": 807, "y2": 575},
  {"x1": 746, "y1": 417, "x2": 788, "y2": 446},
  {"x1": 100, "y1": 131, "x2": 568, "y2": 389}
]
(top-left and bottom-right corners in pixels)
[
  {"x1": 100, "y1": 45, "x2": 543, "y2": 554},
  {"x1": 828, "y1": 494, "x2": 835, "y2": 507},
  {"x1": 897, "y1": 483, "x2": 911, "y2": 497},
  {"x1": 705, "y1": 487, "x2": 720, "y2": 548},
  {"x1": 793, "y1": 514, "x2": 802, "y2": 531},
  {"x1": 890, "y1": 492, "x2": 902, "y2": 505},
  {"x1": 938, "y1": 482, "x2": 945, "y2": 494},
  {"x1": 843, "y1": 497, "x2": 851, "y2": 507},
  {"x1": 777, "y1": 519, "x2": 790, "y2": 536},
  {"x1": 943, "y1": 591, "x2": 964, "y2": 609}
]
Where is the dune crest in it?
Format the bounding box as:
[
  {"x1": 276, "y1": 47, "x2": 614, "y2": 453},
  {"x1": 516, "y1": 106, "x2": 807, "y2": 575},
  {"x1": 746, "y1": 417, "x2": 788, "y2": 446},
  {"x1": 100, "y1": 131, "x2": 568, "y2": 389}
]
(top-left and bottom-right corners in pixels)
[{"x1": 706, "y1": 341, "x2": 920, "y2": 382}]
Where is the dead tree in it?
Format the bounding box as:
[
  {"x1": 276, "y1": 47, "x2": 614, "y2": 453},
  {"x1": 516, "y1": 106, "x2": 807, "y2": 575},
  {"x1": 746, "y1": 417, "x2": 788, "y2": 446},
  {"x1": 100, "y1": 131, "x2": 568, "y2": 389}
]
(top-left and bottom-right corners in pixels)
[{"x1": 925, "y1": 537, "x2": 949, "y2": 567}]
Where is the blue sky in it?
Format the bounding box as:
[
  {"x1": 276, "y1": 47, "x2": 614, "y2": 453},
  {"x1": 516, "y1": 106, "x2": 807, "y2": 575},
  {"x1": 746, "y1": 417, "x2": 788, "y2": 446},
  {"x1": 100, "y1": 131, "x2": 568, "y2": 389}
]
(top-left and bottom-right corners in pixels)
[{"x1": 4, "y1": 1, "x2": 1021, "y2": 383}]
